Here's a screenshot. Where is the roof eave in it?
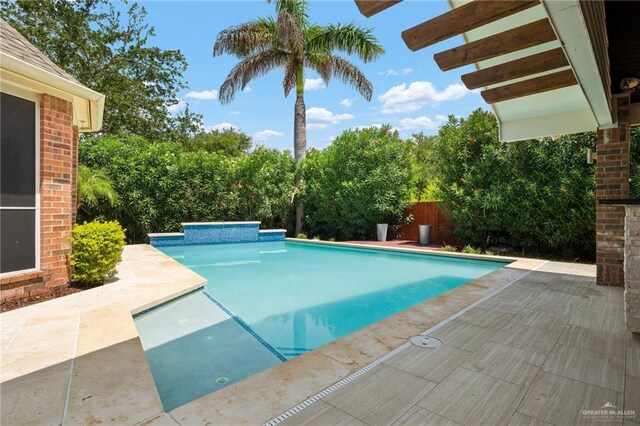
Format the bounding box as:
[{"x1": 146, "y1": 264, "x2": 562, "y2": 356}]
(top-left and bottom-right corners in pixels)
[{"x1": 0, "y1": 52, "x2": 105, "y2": 132}]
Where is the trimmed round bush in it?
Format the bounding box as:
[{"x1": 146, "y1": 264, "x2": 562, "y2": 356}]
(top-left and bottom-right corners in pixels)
[{"x1": 70, "y1": 220, "x2": 126, "y2": 285}]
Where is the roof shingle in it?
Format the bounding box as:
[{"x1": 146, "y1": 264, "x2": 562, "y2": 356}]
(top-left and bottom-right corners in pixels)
[{"x1": 0, "y1": 17, "x2": 82, "y2": 85}]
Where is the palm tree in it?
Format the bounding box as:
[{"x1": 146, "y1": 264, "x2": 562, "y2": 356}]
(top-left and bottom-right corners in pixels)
[
  {"x1": 214, "y1": 0, "x2": 384, "y2": 233},
  {"x1": 76, "y1": 165, "x2": 118, "y2": 215}
]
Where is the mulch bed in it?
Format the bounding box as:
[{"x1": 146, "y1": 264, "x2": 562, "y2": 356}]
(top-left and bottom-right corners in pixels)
[{"x1": 1, "y1": 286, "x2": 86, "y2": 313}]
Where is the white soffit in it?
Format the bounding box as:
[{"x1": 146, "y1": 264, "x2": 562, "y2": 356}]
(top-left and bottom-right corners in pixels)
[{"x1": 447, "y1": 0, "x2": 610, "y2": 141}]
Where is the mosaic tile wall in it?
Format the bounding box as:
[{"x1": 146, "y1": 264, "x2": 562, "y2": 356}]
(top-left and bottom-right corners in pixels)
[{"x1": 149, "y1": 223, "x2": 286, "y2": 247}]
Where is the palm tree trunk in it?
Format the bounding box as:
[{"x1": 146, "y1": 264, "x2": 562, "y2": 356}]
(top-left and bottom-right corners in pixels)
[{"x1": 294, "y1": 66, "x2": 306, "y2": 235}]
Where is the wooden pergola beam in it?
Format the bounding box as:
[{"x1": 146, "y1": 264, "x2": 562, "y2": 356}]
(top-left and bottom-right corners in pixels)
[
  {"x1": 354, "y1": 0, "x2": 402, "y2": 17},
  {"x1": 461, "y1": 48, "x2": 569, "y2": 89},
  {"x1": 434, "y1": 19, "x2": 557, "y2": 71},
  {"x1": 402, "y1": 0, "x2": 539, "y2": 52},
  {"x1": 481, "y1": 69, "x2": 577, "y2": 103}
]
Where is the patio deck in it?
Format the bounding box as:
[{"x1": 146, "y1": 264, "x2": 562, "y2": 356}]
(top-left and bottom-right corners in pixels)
[
  {"x1": 1, "y1": 244, "x2": 637, "y2": 425},
  {"x1": 280, "y1": 261, "x2": 639, "y2": 426}
]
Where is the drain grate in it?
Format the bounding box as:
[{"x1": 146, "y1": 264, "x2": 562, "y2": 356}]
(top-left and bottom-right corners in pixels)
[
  {"x1": 216, "y1": 377, "x2": 229, "y2": 384},
  {"x1": 409, "y1": 335, "x2": 442, "y2": 348}
]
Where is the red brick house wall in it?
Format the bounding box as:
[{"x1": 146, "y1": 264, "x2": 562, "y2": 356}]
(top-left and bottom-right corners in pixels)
[
  {"x1": 0, "y1": 94, "x2": 78, "y2": 301},
  {"x1": 595, "y1": 94, "x2": 631, "y2": 287}
]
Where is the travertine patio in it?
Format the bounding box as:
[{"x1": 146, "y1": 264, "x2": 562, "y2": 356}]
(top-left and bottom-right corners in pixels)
[{"x1": 1, "y1": 244, "x2": 637, "y2": 425}]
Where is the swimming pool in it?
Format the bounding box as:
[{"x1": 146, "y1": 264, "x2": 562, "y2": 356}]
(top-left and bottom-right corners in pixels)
[{"x1": 134, "y1": 241, "x2": 508, "y2": 410}]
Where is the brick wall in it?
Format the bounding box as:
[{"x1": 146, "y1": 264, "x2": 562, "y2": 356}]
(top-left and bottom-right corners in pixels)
[
  {"x1": 596, "y1": 94, "x2": 631, "y2": 287},
  {"x1": 0, "y1": 94, "x2": 78, "y2": 301}
]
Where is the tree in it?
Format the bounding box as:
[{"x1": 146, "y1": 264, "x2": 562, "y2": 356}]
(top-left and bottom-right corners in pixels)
[
  {"x1": 213, "y1": 0, "x2": 384, "y2": 233},
  {"x1": 182, "y1": 129, "x2": 253, "y2": 156},
  {"x1": 430, "y1": 109, "x2": 596, "y2": 259},
  {"x1": 1, "y1": 0, "x2": 202, "y2": 142},
  {"x1": 302, "y1": 126, "x2": 412, "y2": 240},
  {"x1": 409, "y1": 132, "x2": 440, "y2": 202},
  {"x1": 76, "y1": 165, "x2": 118, "y2": 215}
]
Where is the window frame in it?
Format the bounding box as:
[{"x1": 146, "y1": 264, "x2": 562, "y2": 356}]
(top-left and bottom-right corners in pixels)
[{"x1": 0, "y1": 87, "x2": 40, "y2": 276}]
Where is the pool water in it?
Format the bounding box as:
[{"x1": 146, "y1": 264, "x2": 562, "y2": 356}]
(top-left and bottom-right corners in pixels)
[{"x1": 135, "y1": 241, "x2": 508, "y2": 410}]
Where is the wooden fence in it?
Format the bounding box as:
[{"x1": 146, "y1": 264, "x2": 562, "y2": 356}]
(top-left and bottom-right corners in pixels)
[{"x1": 397, "y1": 202, "x2": 454, "y2": 243}]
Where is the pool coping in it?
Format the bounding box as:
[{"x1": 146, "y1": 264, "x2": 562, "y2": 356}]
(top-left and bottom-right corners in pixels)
[{"x1": 0, "y1": 242, "x2": 547, "y2": 425}]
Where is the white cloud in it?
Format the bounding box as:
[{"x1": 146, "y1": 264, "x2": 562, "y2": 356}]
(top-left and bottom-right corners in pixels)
[
  {"x1": 306, "y1": 107, "x2": 354, "y2": 129},
  {"x1": 167, "y1": 99, "x2": 186, "y2": 114},
  {"x1": 340, "y1": 98, "x2": 354, "y2": 108},
  {"x1": 379, "y1": 81, "x2": 469, "y2": 113},
  {"x1": 399, "y1": 115, "x2": 447, "y2": 131},
  {"x1": 377, "y1": 68, "x2": 414, "y2": 77},
  {"x1": 185, "y1": 89, "x2": 219, "y2": 100},
  {"x1": 204, "y1": 122, "x2": 236, "y2": 132},
  {"x1": 304, "y1": 78, "x2": 326, "y2": 91},
  {"x1": 253, "y1": 129, "x2": 283, "y2": 141},
  {"x1": 242, "y1": 86, "x2": 253, "y2": 93}
]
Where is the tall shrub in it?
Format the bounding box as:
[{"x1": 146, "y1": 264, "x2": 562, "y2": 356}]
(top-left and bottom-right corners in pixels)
[
  {"x1": 70, "y1": 220, "x2": 126, "y2": 285},
  {"x1": 431, "y1": 109, "x2": 596, "y2": 259},
  {"x1": 302, "y1": 126, "x2": 412, "y2": 240},
  {"x1": 79, "y1": 134, "x2": 295, "y2": 242}
]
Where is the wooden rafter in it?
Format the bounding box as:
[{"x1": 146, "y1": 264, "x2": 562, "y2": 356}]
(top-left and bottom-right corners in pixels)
[
  {"x1": 434, "y1": 19, "x2": 557, "y2": 71},
  {"x1": 354, "y1": 0, "x2": 402, "y2": 17},
  {"x1": 481, "y1": 69, "x2": 577, "y2": 103},
  {"x1": 461, "y1": 48, "x2": 569, "y2": 89},
  {"x1": 402, "y1": 0, "x2": 539, "y2": 52}
]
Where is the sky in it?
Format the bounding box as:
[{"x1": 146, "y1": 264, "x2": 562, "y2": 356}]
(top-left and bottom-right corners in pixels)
[{"x1": 136, "y1": 0, "x2": 487, "y2": 150}]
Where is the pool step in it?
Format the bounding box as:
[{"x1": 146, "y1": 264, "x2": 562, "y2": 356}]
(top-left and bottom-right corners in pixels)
[
  {"x1": 148, "y1": 221, "x2": 287, "y2": 247},
  {"x1": 276, "y1": 346, "x2": 312, "y2": 358}
]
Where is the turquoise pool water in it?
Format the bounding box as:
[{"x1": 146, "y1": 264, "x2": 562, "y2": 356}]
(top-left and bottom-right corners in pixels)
[{"x1": 135, "y1": 241, "x2": 508, "y2": 410}]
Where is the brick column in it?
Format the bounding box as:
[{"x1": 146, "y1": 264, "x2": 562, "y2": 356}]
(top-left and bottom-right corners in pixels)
[
  {"x1": 625, "y1": 206, "x2": 640, "y2": 334},
  {"x1": 596, "y1": 94, "x2": 631, "y2": 287},
  {"x1": 39, "y1": 94, "x2": 76, "y2": 290}
]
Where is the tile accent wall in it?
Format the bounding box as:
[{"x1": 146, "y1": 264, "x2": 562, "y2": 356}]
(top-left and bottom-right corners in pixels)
[{"x1": 149, "y1": 222, "x2": 286, "y2": 247}]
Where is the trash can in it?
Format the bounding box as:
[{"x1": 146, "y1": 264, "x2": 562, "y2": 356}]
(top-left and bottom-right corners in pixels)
[{"x1": 419, "y1": 224, "x2": 431, "y2": 245}]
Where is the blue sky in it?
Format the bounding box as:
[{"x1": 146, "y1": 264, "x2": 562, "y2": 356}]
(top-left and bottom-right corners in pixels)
[{"x1": 137, "y1": 0, "x2": 487, "y2": 150}]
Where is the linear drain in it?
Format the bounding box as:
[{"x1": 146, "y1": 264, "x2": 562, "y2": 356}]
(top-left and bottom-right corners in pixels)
[{"x1": 410, "y1": 335, "x2": 442, "y2": 348}]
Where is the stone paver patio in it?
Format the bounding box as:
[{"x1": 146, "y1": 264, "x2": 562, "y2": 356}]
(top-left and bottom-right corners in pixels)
[
  {"x1": 281, "y1": 261, "x2": 640, "y2": 426},
  {"x1": 1, "y1": 243, "x2": 637, "y2": 425}
]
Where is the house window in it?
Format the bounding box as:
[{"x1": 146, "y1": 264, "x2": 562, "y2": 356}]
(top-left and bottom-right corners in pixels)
[{"x1": 1, "y1": 92, "x2": 38, "y2": 274}]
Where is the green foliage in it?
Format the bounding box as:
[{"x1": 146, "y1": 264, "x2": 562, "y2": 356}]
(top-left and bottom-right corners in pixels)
[
  {"x1": 76, "y1": 165, "x2": 118, "y2": 214},
  {"x1": 461, "y1": 245, "x2": 482, "y2": 254},
  {"x1": 296, "y1": 233, "x2": 308, "y2": 239},
  {"x1": 409, "y1": 132, "x2": 440, "y2": 202},
  {"x1": 302, "y1": 126, "x2": 413, "y2": 240},
  {"x1": 441, "y1": 245, "x2": 457, "y2": 252},
  {"x1": 70, "y1": 220, "x2": 126, "y2": 285},
  {"x1": 79, "y1": 134, "x2": 295, "y2": 242},
  {"x1": 1, "y1": 0, "x2": 202, "y2": 142},
  {"x1": 214, "y1": 3, "x2": 384, "y2": 104},
  {"x1": 182, "y1": 129, "x2": 252, "y2": 156},
  {"x1": 430, "y1": 109, "x2": 596, "y2": 259}
]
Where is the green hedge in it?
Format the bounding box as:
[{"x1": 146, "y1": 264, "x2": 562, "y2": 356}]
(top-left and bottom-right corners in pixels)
[
  {"x1": 429, "y1": 109, "x2": 597, "y2": 259},
  {"x1": 79, "y1": 134, "x2": 295, "y2": 242},
  {"x1": 301, "y1": 126, "x2": 413, "y2": 240}
]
